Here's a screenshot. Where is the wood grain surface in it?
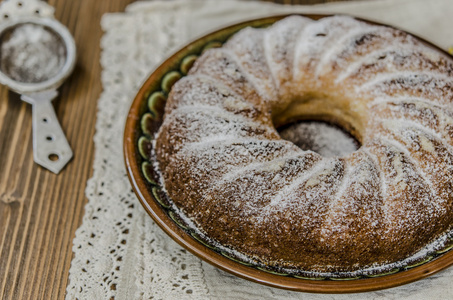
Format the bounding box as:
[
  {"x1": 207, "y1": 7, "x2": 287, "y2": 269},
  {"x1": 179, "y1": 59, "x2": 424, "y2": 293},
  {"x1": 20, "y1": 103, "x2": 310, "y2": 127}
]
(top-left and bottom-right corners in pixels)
[{"x1": 0, "y1": 0, "x2": 350, "y2": 299}]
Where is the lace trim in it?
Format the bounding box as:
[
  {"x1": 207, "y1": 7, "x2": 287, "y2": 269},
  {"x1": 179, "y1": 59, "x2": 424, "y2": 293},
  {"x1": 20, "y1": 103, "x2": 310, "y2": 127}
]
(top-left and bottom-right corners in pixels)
[{"x1": 66, "y1": 3, "x2": 210, "y2": 299}]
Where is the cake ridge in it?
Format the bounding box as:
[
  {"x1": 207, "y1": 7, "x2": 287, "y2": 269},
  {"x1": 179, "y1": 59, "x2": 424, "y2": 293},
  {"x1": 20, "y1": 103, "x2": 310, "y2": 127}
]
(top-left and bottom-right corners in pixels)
[
  {"x1": 334, "y1": 45, "x2": 439, "y2": 83},
  {"x1": 263, "y1": 15, "x2": 311, "y2": 93},
  {"x1": 267, "y1": 157, "x2": 331, "y2": 208},
  {"x1": 380, "y1": 117, "x2": 443, "y2": 140},
  {"x1": 368, "y1": 96, "x2": 452, "y2": 112},
  {"x1": 357, "y1": 71, "x2": 453, "y2": 93},
  {"x1": 290, "y1": 16, "x2": 315, "y2": 85},
  {"x1": 167, "y1": 104, "x2": 263, "y2": 124},
  {"x1": 293, "y1": 15, "x2": 365, "y2": 78},
  {"x1": 319, "y1": 161, "x2": 355, "y2": 237},
  {"x1": 376, "y1": 134, "x2": 441, "y2": 209},
  {"x1": 182, "y1": 137, "x2": 283, "y2": 152},
  {"x1": 315, "y1": 26, "x2": 381, "y2": 77},
  {"x1": 205, "y1": 150, "x2": 311, "y2": 200},
  {"x1": 360, "y1": 147, "x2": 389, "y2": 225},
  {"x1": 223, "y1": 32, "x2": 278, "y2": 103},
  {"x1": 369, "y1": 99, "x2": 453, "y2": 147}
]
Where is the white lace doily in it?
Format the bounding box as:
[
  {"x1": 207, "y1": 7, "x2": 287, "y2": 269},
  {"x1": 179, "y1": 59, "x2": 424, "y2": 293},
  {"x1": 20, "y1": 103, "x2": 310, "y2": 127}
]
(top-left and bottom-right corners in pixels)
[{"x1": 66, "y1": 0, "x2": 453, "y2": 299}]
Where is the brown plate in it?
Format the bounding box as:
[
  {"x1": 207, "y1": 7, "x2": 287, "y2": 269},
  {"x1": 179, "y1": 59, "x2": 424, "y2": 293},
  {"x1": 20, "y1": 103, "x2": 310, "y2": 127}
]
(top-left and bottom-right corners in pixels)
[{"x1": 124, "y1": 14, "x2": 453, "y2": 293}]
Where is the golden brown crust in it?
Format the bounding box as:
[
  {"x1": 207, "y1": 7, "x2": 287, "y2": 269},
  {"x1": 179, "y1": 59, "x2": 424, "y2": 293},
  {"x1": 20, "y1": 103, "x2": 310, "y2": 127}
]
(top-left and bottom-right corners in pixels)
[{"x1": 155, "y1": 15, "x2": 453, "y2": 274}]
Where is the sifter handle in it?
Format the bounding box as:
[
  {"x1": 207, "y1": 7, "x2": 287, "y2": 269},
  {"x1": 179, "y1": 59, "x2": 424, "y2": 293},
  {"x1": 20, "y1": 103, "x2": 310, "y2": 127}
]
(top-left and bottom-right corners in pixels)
[{"x1": 21, "y1": 90, "x2": 73, "y2": 174}]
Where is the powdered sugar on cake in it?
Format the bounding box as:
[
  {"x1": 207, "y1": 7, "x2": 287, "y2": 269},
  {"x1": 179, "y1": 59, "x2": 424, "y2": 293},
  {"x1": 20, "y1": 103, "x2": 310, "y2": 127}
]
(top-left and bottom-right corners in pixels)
[{"x1": 153, "y1": 15, "x2": 453, "y2": 274}]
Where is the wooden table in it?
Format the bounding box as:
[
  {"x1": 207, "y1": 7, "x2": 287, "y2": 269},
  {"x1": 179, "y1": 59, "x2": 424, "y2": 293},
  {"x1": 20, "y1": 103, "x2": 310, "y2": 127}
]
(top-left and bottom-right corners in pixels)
[{"x1": 0, "y1": 0, "x2": 349, "y2": 299}]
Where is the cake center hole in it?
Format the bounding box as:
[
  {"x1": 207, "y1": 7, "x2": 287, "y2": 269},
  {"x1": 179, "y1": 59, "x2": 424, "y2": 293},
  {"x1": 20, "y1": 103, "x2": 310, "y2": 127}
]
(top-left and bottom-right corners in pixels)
[{"x1": 278, "y1": 121, "x2": 360, "y2": 157}]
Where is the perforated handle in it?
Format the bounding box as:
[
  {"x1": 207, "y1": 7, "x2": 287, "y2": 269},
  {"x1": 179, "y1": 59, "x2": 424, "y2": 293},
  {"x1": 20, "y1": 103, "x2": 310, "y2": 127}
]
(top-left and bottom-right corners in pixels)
[{"x1": 21, "y1": 90, "x2": 73, "y2": 174}]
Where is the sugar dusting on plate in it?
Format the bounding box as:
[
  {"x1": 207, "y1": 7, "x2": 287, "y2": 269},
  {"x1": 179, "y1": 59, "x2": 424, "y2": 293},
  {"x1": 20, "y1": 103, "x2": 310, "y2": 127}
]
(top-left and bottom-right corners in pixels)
[{"x1": 279, "y1": 121, "x2": 359, "y2": 157}]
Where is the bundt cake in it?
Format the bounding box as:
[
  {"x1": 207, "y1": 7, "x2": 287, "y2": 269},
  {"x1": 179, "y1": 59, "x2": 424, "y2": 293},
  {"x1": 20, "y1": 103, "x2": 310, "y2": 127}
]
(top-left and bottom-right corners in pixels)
[{"x1": 154, "y1": 15, "x2": 453, "y2": 275}]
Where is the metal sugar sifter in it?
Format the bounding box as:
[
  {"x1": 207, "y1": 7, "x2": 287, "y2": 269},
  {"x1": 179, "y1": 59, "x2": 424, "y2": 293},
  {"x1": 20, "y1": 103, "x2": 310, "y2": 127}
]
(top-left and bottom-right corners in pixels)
[{"x1": 0, "y1": 16, "x2": 76, "y2": 174}]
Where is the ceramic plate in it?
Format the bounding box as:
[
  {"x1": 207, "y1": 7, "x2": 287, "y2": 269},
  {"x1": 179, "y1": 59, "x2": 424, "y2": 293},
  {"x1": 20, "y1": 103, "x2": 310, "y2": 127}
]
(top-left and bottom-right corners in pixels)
[{"x1": 124, "y1": 15, "x2": 453, "y2": 293}]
